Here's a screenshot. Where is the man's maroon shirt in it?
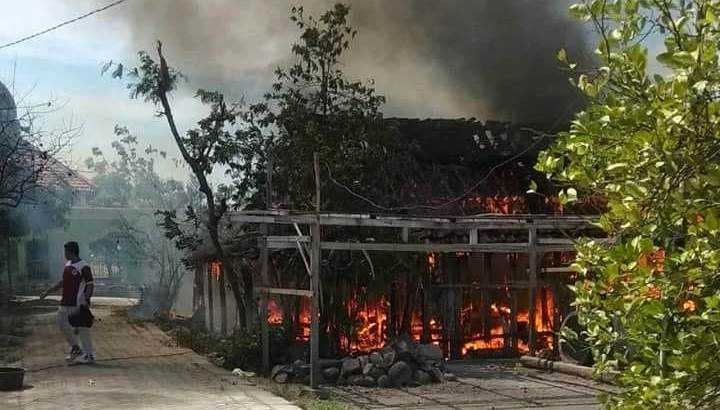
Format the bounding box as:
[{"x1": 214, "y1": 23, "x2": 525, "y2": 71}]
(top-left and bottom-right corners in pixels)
[{"x1": 60, "y1": 260, "x2": 93, "y2": 307}]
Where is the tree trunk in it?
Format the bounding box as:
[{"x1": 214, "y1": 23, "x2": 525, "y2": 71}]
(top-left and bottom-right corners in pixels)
[
  {"x1": 241, "y1": 263, "x2": 256, "y2": 330},
  {"x1": 5, "y1": 238, "x2": 12, "y2": 292},
  {"x1": 219, "y1": 268, "x2": 228, "y2": 336},
  {"x1": 155, "y1": 43, "x2": 253, "y2": 332},
  {"x1": 193, "y1": 264, "x2": 205, "y2": 324}
]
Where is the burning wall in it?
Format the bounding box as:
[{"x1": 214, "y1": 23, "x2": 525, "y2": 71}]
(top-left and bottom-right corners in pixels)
[{"x1": 265, "y1": 250, "x2": 566, "y2": 359}]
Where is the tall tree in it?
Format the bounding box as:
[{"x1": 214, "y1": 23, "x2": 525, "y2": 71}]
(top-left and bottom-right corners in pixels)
[
  {"x1": 236, "y1": 3, "x2": 388, "y2": 211},
  {"x1": 236, "y1": 3, "x2": 428, "y2": 354},
  {"x1": 109, "y1": 44, "x2": 257, "y2": 326},
  {"x1": 539, "y1": 1, "x2": 720, "y2": 407}
]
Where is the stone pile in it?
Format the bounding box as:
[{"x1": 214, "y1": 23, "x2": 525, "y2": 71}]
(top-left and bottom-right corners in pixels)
[{"x1": 271, "y1": 336, "x2": 457, "y2": 387}]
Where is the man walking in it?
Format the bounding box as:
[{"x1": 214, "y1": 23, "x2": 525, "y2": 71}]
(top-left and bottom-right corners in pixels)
[{"x1": 40, "y1": 241, "x2": 95, "y2": 364}]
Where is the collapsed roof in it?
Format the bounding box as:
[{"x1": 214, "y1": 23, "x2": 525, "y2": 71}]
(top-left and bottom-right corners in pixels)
[{"x1": 385, "y1": 118, "x2": 551, "y2": 169}]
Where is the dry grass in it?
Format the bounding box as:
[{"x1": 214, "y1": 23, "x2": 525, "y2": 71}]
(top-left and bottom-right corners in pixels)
[
  {"x1": 255, "y1": 378, "x2": 353, "y2": 410},
  {"x1": 112, "y1": 305, "x2": 147, "y2": 327}
]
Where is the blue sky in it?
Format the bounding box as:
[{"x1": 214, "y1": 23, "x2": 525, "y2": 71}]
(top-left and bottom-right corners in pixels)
[{"x1": 0, "y1": 0, "x2": 204, "y2": 179}]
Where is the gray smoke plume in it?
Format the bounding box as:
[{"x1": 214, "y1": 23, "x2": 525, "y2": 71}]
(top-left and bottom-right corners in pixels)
[{"x1": 109, "y1": 0, "x2": 591, "y2": 124}]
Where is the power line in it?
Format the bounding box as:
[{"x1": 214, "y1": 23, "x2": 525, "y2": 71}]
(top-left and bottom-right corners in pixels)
[
  {"x1": 326, "y1": 130, "x2": 550, "y2": 213},
  {"x1": 325, "y1": 100, "x2": 577, "y2": 213},
  {"x1": 0, "y1": 0, "x2": 129, "y2": 51}
]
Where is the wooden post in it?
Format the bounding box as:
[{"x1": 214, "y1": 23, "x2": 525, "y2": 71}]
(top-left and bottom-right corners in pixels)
[
  {"x1": 421, "y1": 278, "x2": 430, "y2": 344},
  {"x1": 445, "y1": 255, "x2": 461, "y2": 359},
  {"x1": 511, "y1": 288, "x2": 519, "y2": 354},
  {"x1": 480, "y1": 253, "x2": 491, "y2": 341},
  {"x1": 552, "y1": 280, "x2": 561, "y2": 359},
  {"x1": 260, "y1": 157, "x2": 273, "y2": 375},
  {"x1": 389, "y1": 227, "x2": 410, "y2": 339},
  {"x1": 504, "y1": 254, "x2": 515, "y2": 355},
  {"x1": 310, "y1": 153, "x2": 322, "y2": 389},
  {"x1": 528, "y1": 222, "x2": 538, "y2": 355}
]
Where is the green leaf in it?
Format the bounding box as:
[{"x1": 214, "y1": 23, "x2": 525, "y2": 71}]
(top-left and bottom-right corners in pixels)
[
  {"x1": 693, "y1": 81, "x2": 708, "y2": 94},
  {"x1": 527, "y1": 180, "x2": 538, "y2": 194},
  {"x1": 607, "y1": 163, "x2": 628, "y2": 171},
  {"x1": 557, "y1": 48, "x2": 568, "y2": 63},
  {"x1": 569, "y1": 3, "x2": 591, "y2": 21},
  {"x1": 707, "y1": 8, "x2": 717, "y2": 25}
]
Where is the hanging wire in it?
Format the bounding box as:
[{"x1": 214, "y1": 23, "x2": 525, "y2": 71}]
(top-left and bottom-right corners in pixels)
[
  {"x1": 323, "y1": 99, "x2": 579, "y2": 214},
  {"x1": 325, "y1": 130, "x2": 550, "y2": 212},
  {"x1": 0, "y1": 0, "x2": 130, "y2": 51}
]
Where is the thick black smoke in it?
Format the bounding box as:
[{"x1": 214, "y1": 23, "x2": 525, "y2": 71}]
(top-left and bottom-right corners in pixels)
[
  {"x1": 351, "y1": 1, "x2": 591, "y2": 124},
  {"x1": 108, "y1": 0, "x2": 591, "y2": 124}
]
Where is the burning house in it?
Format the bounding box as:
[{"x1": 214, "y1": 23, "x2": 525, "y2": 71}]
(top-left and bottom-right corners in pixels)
[{"x1": 189, "y1": 118, "x2": 603, "y2": 385}]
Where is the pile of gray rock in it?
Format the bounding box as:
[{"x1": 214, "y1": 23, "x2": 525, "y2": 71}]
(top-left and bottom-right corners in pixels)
[{"x1": 271, "y1": 336, "x2": 457, "y2": 387}]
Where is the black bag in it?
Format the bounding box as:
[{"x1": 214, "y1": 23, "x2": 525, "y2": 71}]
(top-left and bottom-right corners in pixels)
[{"x1": 68, "y1": 305, "x2": 95, "y2": 328}]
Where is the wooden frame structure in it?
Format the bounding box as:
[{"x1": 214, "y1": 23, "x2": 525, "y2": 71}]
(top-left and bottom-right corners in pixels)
[
  {"x1": 229, "y1": 151, "x2": 606, "y2": 388},
  {"x1": 231, "y1": 209, "x2": 602, "y2": 388}
]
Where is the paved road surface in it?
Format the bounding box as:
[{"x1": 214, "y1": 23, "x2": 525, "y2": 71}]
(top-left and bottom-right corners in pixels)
[
  {"x1": 1, "y1": 299, "x2": 299, "y2": 410},
  {"x1": 2, "y1": 297, "x2": 613, "y2": 409}
]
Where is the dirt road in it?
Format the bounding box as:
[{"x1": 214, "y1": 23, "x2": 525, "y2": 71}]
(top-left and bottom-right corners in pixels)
[{"x1": 1, "y1": 298, "x2": 299, "y2": 410}]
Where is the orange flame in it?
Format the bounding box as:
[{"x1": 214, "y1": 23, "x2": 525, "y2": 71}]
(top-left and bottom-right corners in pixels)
[
  {"x1": 347, "y1": 298, "x2": 388, "y2": 352},
  {"x1": 267, "y1": 299, "x2": 283, "y2": 325},
  {"x1": 263, "y1": 281, "x2": 557, "y2": 357},
  {"x1": 209, "y1": 261, "x2": 222, "y2": 281},
  {"x1": 462, "y1": 288, "x2": 556, "y2": 356},
  {"x1": 427, "y1": 253, "x2": 437, "y2": 270}
]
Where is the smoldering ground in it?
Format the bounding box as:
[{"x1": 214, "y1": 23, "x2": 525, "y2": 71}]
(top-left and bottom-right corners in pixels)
[{"x1": 97, "y1": 0, "x2": 593, "y2": 124}]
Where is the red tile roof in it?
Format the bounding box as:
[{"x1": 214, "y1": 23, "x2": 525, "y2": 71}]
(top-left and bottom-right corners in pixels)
[{"x1": 38, "y1": 158, "x2": 96, "y2": 191}]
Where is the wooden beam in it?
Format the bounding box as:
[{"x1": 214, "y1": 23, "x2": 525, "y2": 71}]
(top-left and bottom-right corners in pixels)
[
  {"x1": 267, "y1": 235, "x2": 310, "y2": 243},
  {"x1": 230, "y1": 211, "x2": 597, "y2": 231},
  {"x1": 255, "y1": 287, "x2": 314, "y2": 297},
  {"x1": 431, "y1": 281, "x2": 553, "y2": 289},
  {"x1": 536, "y1": 237, "x2": 613, "y2": 245},
  {"x1": 292, "y1": 225, "x2": 312, "y2": 277},
  {"x1": 267, "y1": 241, "x2": 530, "y2": 253},
  {"x1": 526, "y1": 266, "x2": 577, "y2": 274},
  {"x1": 469, "y1": 229, "x2": 478, "y2": 244},
  {"x1": 266, "y1": 238, "x2": 588, "y2": 253}
]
